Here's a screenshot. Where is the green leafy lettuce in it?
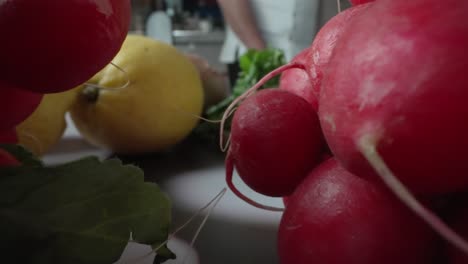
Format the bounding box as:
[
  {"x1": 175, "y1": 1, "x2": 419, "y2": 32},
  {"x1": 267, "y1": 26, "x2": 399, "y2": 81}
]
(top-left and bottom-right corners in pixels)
[
  {"x1": 0, "y1": 144, "x2": 173, "y2": 264},
  {"x1": 194, "y1": 48, "x2": 286, "y2": 145}
]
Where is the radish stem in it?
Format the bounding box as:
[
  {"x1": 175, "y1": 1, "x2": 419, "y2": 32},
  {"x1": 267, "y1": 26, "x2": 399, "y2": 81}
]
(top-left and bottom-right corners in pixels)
[
  {"x1": 358, "y1": 135, "x2": 468, "y2": 255},
  {"x1": 225, "y1": 151, "x2": 284, "y2": 212},
  {"x1": 219, "y1": 63, "x2": 306, "y2": 151},
  {"x1": 83, "y1": 61, "x2": 131, "y2": 95}
]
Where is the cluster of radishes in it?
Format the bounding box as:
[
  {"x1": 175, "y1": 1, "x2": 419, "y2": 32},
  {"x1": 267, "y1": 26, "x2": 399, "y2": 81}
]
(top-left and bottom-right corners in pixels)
[{"x1": 221, "y1": 0, "x2": 468, "y2": 263}]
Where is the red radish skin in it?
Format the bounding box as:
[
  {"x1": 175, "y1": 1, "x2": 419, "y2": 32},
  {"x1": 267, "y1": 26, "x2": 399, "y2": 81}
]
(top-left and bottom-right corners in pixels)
[
  {"x1": 279, "y1": 3, "x2": 372, "y2": 111},
  {"x1": 0, "y1": 82, "x2": 43, "y2": 131},
  {"x1": 282, "y1": 152, "x2": 332, "y2": 208},
  {"x1": 0, "y1": 0, "x2": 131, "y2": 93},
  {"x1": 279, "y1": 67, "x2": 315, "y2": 108},
  {"x1": 320, "y1": 0, "x2": 468, "y2": 196},
  {"x1": 306, "y1": 3, "x2": 372, "y2": 93},
  {"x1": 0, "y1": 129, "x2": 18, "y2": 144},
  {"x1": 226, "y1": 89, "x2": 323, "y2": 203},
  {"x1": 279, "y1": 50, "x2": 317, "y2": 110},
  {"x1": 319, "y1": 0, "x2": 468, "y2": 254},
  {"x1": 278, "y1": 158, "x2": 439, "y2": 264}
]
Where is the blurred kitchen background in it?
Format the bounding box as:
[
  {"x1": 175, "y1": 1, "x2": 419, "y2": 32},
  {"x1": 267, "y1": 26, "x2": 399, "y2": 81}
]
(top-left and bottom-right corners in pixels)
[{"x1": 128, "y1": 0, "x2": 350, "y2": 73}]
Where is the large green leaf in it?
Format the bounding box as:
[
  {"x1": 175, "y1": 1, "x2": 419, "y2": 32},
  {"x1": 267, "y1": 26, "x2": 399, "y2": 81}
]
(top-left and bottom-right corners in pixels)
[{"x1": 0, "y1": 144, "x2": 173, "y2": 264}]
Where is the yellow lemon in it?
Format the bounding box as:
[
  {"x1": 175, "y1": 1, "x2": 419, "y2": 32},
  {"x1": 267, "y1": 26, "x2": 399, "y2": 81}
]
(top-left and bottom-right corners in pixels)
[
  {"x1": 16, "y1": 87, "x2": 79, "y2": 156},
  {"x1": 69, "y1": 34, "x2": 204, "y2": 154}
]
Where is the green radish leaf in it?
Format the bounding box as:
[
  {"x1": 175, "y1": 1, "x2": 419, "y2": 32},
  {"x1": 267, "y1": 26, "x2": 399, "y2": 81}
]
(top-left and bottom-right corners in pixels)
[{"x1": 0, "y1": 145, "x2": 173, "y2": 264}]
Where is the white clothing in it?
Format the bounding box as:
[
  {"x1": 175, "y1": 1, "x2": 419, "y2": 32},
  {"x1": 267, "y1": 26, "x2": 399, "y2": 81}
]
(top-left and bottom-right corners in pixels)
[{"x1": 219, "y1": 0, "x2": 320, "y2": 63}]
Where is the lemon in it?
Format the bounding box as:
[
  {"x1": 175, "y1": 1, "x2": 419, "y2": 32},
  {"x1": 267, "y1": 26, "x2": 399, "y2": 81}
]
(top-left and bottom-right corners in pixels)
[
  {"x1": 16, "y1": 87, "x2": 79, "y2": 156},
  {"x1": 69, "y1": 34, "x2": 204, "y2": 154}
]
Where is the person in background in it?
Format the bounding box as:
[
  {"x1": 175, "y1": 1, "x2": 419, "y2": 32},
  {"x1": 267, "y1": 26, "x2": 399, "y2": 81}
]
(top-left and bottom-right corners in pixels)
[{"x1": 216, "y1": 0, "x2": 321, "y2": 87}]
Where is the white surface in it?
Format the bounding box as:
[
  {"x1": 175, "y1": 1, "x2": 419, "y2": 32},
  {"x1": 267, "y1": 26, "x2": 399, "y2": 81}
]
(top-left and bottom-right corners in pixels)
[
  {"x1": 163, "y1": 164, "x2": 283, "y2": 226},
  {"x1": 116, "y1": 237, "x2": 199, "y2": 264},
  {"x1": 42, "y1": 114, "x2": 111, "y2": 165},
  {"x1": 44, "y1": 117, "x2": 281, "y2": 264}
]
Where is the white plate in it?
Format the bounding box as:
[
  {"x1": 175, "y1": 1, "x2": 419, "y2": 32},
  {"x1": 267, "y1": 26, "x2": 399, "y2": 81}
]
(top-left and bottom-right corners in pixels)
[{"x1": 116, "y1": 237, "x2": 199, "y2": 264}]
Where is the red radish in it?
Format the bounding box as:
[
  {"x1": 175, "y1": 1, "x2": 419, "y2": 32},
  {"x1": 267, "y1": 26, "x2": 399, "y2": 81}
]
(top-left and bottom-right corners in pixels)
[
  {"x1": 319, "y1": 0, "x2": 468, "y2": 254},
  {"x1": 278, "y1": 50, "x2": 317, "y2": 110},
  {"x1": 221, "y1": 3, "x2": 370, "y2": 146},
  {"x1": 0, "y1": 82, "x2": 43, "y2": 131},
  {"x1": 279, "y1": 3, "x2": 372, "y2": 111},
  {"x1": 225, "y1": 89, "x2": 323, "y2": 208},
  {"x1": 0, "y1": 0, "x2": 131, "y2": 93},
  {"x1": 0, "y1": 129, "x2": 18, "y2": 144},
  {"x1": 282, "y1": 152, "x2": 332, "y2": 207},
  {"x1": 278, "y1": 158, "x2": 439, "y2": 264}
]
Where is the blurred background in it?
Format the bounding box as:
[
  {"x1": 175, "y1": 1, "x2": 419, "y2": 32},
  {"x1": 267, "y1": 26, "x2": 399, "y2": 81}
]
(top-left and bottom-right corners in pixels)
[{"x1": 128, "y1": 0, "x2": 350, "y2": 72}]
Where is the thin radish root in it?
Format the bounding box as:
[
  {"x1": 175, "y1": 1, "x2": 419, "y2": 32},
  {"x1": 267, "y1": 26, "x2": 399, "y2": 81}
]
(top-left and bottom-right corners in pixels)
[
  {"x1": 123, "y1": 188, "x2": 227, "y2": 264},
  {"x1": 83, "y1": 61, "x2": 225, "y2": 125},
  {"x1": 358, "y1": 135, "x2": 468, "y2": 255},
  {"x1": 219, "y1": 63, "x2": 306, "y2": 151},
  {"x1": 225, "y1": 151, "x2": 284, "y2": 212},
  {"x1": 83, "y1": 62, "x2": 131, "y2": 92},
  {"x1": 81, "y1": 62, "x2": 132, "y2": 103},
  {"x1": 219, "y1": 107, "x2": 236, "y2": 153},
  {"x1": 165, "y1": 102, "x2": 223, "y2": 124},
  {"x1": 189, "y1": 188, "x2": 226, "y2": 247}
]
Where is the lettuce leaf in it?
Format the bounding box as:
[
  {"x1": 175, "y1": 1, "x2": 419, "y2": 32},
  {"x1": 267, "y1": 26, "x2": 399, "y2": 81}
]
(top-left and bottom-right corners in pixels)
[
  {"x1": 0, "y1": 144, "x2": 173, "y2": 264},
  {"x1": 205, "y1": 48, "x2": 286, "y2": 122},
  {"x1": 194, "y1": 48, "x2": 286, "y2": 145}
]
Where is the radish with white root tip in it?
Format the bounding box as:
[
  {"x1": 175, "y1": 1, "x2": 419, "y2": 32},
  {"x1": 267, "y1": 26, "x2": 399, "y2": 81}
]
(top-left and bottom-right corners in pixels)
[
  {"x1": 225, "y1": 89, "x2": 324, "y2": 211},
  {"x1": 219, "y1": 4, "x2": 372, "y2": 210},
  {"x1": 318, "y1": 0, "x2": 468, "y2": 256}
]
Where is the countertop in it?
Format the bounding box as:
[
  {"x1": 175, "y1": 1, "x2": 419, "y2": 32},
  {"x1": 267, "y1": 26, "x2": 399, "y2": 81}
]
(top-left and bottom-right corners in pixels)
[{"x1": 43, "y1": 116, "x2": 283, "y2": 264}]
